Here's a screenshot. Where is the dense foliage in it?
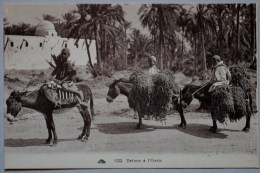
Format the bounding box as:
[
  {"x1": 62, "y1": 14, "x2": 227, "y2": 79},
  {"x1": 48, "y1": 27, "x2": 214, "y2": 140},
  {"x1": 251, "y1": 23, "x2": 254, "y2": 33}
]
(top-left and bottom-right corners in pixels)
[{"x1": 4, "y1": 4, "x2": 256, "y2": 77}]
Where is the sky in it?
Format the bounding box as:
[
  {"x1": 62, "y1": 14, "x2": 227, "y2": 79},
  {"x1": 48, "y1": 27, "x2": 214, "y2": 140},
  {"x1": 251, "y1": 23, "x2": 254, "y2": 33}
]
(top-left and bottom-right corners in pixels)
[{"x1": 4, "y1": 4, "x2": 149, "y2": 35}]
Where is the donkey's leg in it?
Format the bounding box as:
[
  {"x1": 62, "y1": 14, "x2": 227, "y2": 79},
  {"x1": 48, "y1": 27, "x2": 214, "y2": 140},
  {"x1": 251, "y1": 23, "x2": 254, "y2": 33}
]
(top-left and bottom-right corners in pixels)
[
  {"x1": 242, "y1": 116, "x2": 251, "y2": 132},
  {"x1": 136, "y1": 114, "x2": 142, "y2": 129},
  {"x1": 209, "y1": 119, "x2": 218, "y2": 133},
  {"x1": 49, "y1": 114, "x2": 58, "y2": 145},
  {"x1": 85, "y1": 107, "x2": 92, "y2": 140},
  {"x1": 176, "y1": 104, "x2": 187, "y2": 128},
  {"x1": 44, "y1": 116, "x2": 52, "y2": 144},
  {"x1": 77, "y1": 106, "x2": 91, "y2": 141},
  {"x1": 243, "y1": 100, "x2": 252, "y2": 132}
]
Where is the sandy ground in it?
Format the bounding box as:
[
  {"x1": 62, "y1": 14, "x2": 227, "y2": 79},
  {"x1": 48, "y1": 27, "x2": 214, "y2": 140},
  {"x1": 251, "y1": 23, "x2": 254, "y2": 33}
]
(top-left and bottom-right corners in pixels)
[{"x1": 4, "y1": 69, "x2": 259, "y2": 169}]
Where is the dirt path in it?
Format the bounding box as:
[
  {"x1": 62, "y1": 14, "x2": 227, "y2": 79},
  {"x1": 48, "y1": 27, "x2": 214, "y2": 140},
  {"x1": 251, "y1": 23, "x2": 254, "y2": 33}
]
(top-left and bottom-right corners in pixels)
[
  {"x1": 5, "y1": 94, "x2": 258, "y2": 154},
  {"x1": 4, "y1": 71, "x2": 259, "y2": 168}
]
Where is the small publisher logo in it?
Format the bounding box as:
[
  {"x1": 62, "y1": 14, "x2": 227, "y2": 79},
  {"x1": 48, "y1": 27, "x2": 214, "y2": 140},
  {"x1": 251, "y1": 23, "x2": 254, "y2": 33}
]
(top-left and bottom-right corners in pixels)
[{"x1": 98, "y1": 159, "x2": 106, "y2": 164}]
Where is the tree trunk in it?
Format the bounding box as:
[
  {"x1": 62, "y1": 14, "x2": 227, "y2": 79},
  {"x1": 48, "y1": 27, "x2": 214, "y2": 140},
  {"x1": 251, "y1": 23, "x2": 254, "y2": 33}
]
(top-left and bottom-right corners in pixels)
[
  {"x1": 201, "y1": 30, "x2": 207, "y2": 73},
  {"x1": 250, "y1": 4, "x2": 256, "y2": 57},
  {"x1": 194, "y1": 35, "x2": 197, "y2": 75},
  {"x1": 134, "y1": 32, "x2": 138, "y2": 66},
  {"x1": 94, "y1": 27, "x2": 102, "y2": 73},
  {"x1": 124, "y1": 29, "x2": 128, "y2": 69},
  {"x1": 85, "y1": 35, "x2": 98, "y2": 77},
  {"x1": 235, "y1": 4, "x2": 240, "y2": 64},
  {"x1": 100, "y1": 27, "x2": 107, "y2": 62},
  {"x1": 158, "y1": 8, "x2": 164, "y2": 69}
]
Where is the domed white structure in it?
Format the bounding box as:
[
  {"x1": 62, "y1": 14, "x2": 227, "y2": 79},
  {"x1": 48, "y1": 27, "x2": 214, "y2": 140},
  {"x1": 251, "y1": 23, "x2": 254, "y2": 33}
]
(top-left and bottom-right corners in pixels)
[{"x1": 35, "y1": 20, "x2": 57, "y2": 37}]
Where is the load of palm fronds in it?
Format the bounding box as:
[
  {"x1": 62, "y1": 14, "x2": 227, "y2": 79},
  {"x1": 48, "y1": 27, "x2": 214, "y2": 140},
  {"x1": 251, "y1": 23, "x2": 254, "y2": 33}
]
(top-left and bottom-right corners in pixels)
[
  {"x1": 211, "y1": 85, "x2": 247, "y2": 124},
  {"x1": 229, "y1": 86, "x2": 247, "y2": 122},
  {"x1": 229, "y1": 66, "x2": 251, "y2": 92},
  {"x1": 128, "y1": 69, "x2": 177, "y2": 121}
]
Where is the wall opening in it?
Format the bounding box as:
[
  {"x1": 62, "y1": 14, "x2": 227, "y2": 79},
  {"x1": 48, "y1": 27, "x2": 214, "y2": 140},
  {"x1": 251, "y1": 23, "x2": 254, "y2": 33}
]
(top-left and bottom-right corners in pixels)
[
  {"x1": 10, "y1": 42, "x2": 14, "y2": 47},
  {"x1": 40, "y1": 42, "x2": 43, "y2": 47}
]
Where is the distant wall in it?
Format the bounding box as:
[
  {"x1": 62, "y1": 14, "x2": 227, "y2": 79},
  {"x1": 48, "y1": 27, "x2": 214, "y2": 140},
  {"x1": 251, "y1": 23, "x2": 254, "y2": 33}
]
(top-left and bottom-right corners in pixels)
[{"x1": 4, "y1": 35, "x2": 97, "y2": 70}]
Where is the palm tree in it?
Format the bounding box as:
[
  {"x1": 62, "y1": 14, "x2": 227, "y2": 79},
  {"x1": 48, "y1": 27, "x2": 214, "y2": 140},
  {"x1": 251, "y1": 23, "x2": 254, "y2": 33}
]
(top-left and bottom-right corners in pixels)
[
  {"x1": 68, "y1": 4, "x2": 125, "y2": 75},
  {"x1": 60, "y1": 12, "x2": 78, "y2": 37},
  {"x1": 43, "y1": 14, "x2": 57, "y2": 22},
  {"x1": 75, "y1": 4, "x2": 124, "y2": 72},
  {"x1": 250, "y1": 4, "x2": 256, "y2": 57},
  {"x1": 139, "y1": 4, "x2": 181, "y2": 69},
  {"x1": 130, "y1": 28, "x2": 141, "y2": 66},
  {"x1": 120, "y1": 21, "x2": 132, "y2": 68}
]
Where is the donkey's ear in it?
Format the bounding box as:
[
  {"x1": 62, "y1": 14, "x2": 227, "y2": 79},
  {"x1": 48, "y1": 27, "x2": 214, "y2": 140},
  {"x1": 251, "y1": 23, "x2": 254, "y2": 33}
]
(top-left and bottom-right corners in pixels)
[
  {"x1": 10, "y1": 90, "x2": 19, "y2": 96},
  {"x1": 10, "y1": 90, "x2": 15, "y2": 96}
]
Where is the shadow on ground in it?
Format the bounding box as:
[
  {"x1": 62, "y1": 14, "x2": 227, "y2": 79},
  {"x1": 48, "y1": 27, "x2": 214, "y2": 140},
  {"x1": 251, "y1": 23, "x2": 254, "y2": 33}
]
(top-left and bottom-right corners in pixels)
[
  {"x1": 5, "y1": 138, "x2": 79, "y2": 147},
  {"x1": 173, "y1": 124, "x2": 229, "y2": 139},
  {"x1": 95, "y1": 122, "x2": 155, "y2": 134},
  {"x1": 94, "y1": 122, "x2": 230, "y2": 139}
]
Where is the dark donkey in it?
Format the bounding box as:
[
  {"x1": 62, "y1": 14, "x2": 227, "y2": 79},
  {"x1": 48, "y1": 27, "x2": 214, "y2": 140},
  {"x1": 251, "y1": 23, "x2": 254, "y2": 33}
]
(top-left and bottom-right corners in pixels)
[
  {"x1": 106, "y1": 79, "x2": 186, "y2": 129},
  {"x1": 6, "y1": 82, "x2": 94, "y2": 145},
  {"x1": 106, "y1": 80, "x2": 138, "y2": 118},
  {"x1": 181, "y1": 83, "x2": 252, "y2": 133}
]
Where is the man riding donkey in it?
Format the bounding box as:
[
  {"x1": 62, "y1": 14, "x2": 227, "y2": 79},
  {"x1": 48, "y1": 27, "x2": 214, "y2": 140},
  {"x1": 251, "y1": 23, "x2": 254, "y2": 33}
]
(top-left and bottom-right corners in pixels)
[
  {"x1": 41, "y1": 48, "x2": 88, "y2": 108},
  {"x1": 208, "y1": 55, "x2": 232, "y2": 92},
  {"x1": 115, "y1": 55, "x2": 160, "y2": 119},
  {"x1": 189, "y1": 54, "x2": 232, "y2": 107},
  {"x1": 119, "y1": 55, "x2": 160, "y2": 83}
]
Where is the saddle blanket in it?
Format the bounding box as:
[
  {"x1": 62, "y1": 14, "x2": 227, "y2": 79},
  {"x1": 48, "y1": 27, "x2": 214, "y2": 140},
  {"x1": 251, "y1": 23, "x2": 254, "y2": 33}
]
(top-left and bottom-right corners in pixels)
[
  {"x1": 209, "y1": 81, "x2": 229, "y2": 92},
  {"x1": 57, "y1": 90, "x2": 77, "y2": 100},
  {"x1": 46, "y1": 81, "x2": 80, "y2": 105},
  {"x1": 47, "y1": 88, "x2": 78, "y2": 105}
]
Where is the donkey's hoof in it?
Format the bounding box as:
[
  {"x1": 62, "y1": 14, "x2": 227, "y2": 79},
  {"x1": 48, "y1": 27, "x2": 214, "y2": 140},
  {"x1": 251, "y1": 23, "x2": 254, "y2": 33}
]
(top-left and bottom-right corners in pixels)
[
  {"x1": 78, "y1": 135, "x2": 87, "y2": 141},
  {"x1": 179, "y1": 123, "x2": 187, "y2": 129},
  {"x1": 242, "y1": 127, "x2": 250, "y2": 132},
  {"x1": 209, "y1": 128, "x2": 217, "y2": 133},
  {"x1": 45, "y1": 140, "x2": 51, "y2": 144},
  {"x1": 136, "y1": 124, "x2": 141, "y2": 129}
]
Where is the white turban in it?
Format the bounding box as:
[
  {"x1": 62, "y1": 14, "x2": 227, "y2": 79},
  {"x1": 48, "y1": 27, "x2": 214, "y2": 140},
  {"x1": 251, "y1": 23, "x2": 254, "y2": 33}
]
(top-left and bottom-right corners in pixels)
[
  {"x1": 213, "y1": 55, "x2": 221, "y2": 61},
  {"x1": 150, "y1": 56, "x2": 157, "y2": 63}
]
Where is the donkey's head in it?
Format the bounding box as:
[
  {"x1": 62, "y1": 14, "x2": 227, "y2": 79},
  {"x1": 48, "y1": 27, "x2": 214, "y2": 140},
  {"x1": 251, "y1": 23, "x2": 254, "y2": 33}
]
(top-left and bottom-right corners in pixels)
[
  {"x1": 106, "y1": 80, "x2": 121, "y2": 103},
  {"x1": 181, "y1": 85, "x2": 195, "y2": 108},
  {"x1": 6, "y1": 90, "x2": 23, "y2": 122}
]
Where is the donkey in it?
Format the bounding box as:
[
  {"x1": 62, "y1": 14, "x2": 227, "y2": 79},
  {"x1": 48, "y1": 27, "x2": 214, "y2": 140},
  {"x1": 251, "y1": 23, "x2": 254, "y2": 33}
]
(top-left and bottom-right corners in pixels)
[
  {"x1": 181, "y1": 83, "x2": 252, "y2": 133},
  {"x1": 106, "y1": 79, "x2": 186, "y2": 129},
  {"x1": 106, "y1": 80, "x2": 138, "y2": 118},
  {"x1": 5, "y1": 82, "x2": 94, "y2": 145}
]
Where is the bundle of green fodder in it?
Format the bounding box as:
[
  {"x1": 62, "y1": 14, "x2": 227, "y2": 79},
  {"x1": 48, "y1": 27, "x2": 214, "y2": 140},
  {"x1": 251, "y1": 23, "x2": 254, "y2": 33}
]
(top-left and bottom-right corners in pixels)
[
  {"x1": 211, "y1": 85, "x2": 235, "y2": 123},
  {"x1": 211, "y1": 85, "x2": 247, "y2": 124},
  {"x1": 128, "y1": 69, "x2": 176, "y2": 120},
  {"x1": 229, "y1": 86, "x2": 247, "y2": 122},
  {"x1": 229, "y1": 66, "x2": 251, "y2": 92},
  {"x1": 152, "y1": 71, "x2": 178, "y2": 118},
  {"x1": 129, "y1": 69, "x2": 154, "y2": 116}
]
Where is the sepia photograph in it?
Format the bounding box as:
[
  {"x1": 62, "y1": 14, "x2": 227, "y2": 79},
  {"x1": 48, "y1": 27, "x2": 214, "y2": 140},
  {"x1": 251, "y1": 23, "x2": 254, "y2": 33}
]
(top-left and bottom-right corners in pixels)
[{"x1": 3, "y1": 2, "x2": 259, "y2": 170}]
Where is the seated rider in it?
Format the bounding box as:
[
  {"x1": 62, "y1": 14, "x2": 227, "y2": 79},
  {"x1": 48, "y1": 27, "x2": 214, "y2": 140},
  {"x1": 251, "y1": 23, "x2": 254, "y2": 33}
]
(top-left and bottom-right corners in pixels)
[
  {"x1": 119, "y1": 55, "x2": 160, "y2": 83},
  {"x1": 42, "y1": 48, "x2": 87, "y2": 107},
  {"x1": 208, "y1": 55, "x2": 231, "y2": 92},
  {"x1": 145, "y1": 55, "x2": 160, "y2": 75}
]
